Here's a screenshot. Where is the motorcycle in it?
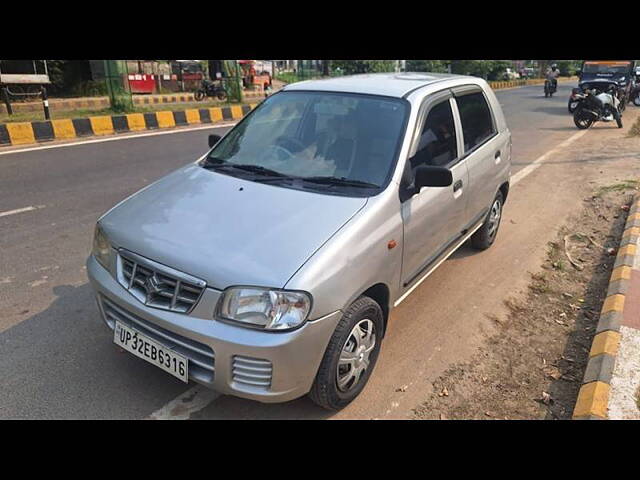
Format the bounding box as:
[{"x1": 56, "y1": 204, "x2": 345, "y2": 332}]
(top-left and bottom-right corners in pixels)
[
  {"x1": 544, "y1": 79, "x2": 557, "y2": 97},
  {"x1": 631, "y1": 79, "x2": 640, "y2": 107},
  {"x1": 194, "y1": 79, "x2": 227, "y2": 101},
  {"x1": 573, "y1": 81, "x2": 623, "y2": 129}
]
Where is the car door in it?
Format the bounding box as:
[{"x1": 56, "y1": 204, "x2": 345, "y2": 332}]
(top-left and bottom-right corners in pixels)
[
  {"x1": 400, "y1": 91, "x2": 469, "y2": 290},
  {"x1": 452, "y1": 86, "x2": 506, "y2": 228}
]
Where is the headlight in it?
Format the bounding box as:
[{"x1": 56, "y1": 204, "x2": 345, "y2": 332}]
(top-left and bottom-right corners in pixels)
[
  {"x1": 92, "y1": 223, "x2": 111, "y2": 269},
  {"x1": 217, "y1": 287, "x2": 312, "y2": 331}
]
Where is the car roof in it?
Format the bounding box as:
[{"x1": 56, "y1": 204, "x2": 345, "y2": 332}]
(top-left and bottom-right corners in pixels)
[{"x1": 281, "y1": 72, "x2": 475, "y2": 98}]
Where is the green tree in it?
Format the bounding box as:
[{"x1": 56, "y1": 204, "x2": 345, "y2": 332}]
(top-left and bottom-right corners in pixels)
[
  {"x1": 330, "y1": 60, "x2": 396, "y2": 75},
  {"x1": 405, "y1": 60, "x2": 450, "y2": 73}
]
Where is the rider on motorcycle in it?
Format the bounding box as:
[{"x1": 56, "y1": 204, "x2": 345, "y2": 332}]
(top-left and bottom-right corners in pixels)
[{"x1": 546, "y1": 64, "x2": 560, "y2": 89}]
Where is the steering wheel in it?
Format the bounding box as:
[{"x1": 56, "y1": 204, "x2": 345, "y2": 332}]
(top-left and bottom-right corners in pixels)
[
  {"x1": 275, "y1": 136, "x2": 306, "y2": 153},
  {"x1": 260, "y1": 136, "x2": 306, "y2": 163}
]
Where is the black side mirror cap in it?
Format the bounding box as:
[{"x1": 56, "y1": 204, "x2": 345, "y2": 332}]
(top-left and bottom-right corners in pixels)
[
  {"x1": 208, "y1": 134, "x2": 222, "y2": 148},
  {"x1": 401, "y1": 165, "x2": 453, "y2": 202},
  {"x1": 415, "y1": 165, "x2": 453, "y2": 189}
]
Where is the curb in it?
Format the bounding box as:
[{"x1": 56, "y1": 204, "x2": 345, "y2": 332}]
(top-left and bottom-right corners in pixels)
[
  {"x1": 0, "y1": 104, "x2": 257, "y2": 148},
  {"x1": 488, "y1": 76, "x2": 577, "y2": 91},
  {"x1": 572, "y1": 192, "x2": 640, "y2": 419}
]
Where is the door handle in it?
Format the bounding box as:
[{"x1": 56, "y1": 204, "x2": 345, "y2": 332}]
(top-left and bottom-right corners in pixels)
[
  {"x1": 495, "y1": 150, "x2": 501, "y2": 159},
  {"x1": 453, "y1": 179, "x2": 463, "y2": 192}
]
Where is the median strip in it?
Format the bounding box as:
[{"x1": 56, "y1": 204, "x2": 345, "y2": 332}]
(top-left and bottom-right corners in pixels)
[{"x1": 0, "y1": 103, "x2": 258, "y2": 148}]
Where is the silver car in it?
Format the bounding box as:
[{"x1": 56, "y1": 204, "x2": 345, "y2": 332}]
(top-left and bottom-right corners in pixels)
[{"x1": 87, "y1": 73, "x2": 511, "y2": 410}]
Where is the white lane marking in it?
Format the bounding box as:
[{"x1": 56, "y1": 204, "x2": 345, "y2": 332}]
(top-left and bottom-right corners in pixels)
[
  {"x1": 0, "y1": 122, "x2": 239, "y2": 156},
  {"x1": 146, "y1": 385, "x2": 221, "y2": 420},
  {"x1": 511, "y1": 130, "x2": 588, "y2": 186},
  {"x1": 0, "y1": 204, "x2": 45, "y2": 218}
]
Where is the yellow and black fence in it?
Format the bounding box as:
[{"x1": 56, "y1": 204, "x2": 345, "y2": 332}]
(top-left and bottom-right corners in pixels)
[{"x1": 0, "y1": 104, "x2": 257, "y2": 147}]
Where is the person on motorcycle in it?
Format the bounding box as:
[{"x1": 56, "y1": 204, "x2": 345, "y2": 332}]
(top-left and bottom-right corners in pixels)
[{"x1": 546, "y1": 64, "x2": 560, "y2": 89}]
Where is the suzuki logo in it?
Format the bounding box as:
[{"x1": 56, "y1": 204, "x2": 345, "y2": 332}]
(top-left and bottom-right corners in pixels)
[{"x1": 144, "y1": 274, "x2": 162, "y2": 299}]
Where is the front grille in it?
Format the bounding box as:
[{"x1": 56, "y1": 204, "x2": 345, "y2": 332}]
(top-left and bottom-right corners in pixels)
[
  {"x1": 117, "y1": 249, "x2": 205, "y2": 314},
  {"x1": 232, "y1": 355, "x2": 272, "y2": 389},
  {"x1": 99, "y1": 294, "x2": 215, "y2": 385}
]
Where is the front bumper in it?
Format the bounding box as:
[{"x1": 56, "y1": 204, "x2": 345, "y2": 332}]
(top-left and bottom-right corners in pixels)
[{"x1": 86, "y1": 255, "x2": 342, "y2": 403}]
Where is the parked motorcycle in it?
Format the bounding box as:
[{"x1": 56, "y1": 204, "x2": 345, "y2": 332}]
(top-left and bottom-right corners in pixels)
[
  {"x1": 194, "y1": 79, "x2": 227, "y2": 101},
  {"x1": 573, "y1": 81, "x2": 623, "y2": 129},
  {"x1": 631, "y1": 81, "x2": 640, "y2": 107},
  {"x1": 544, "y1": 79, "x2": 557, "y2": 97}
]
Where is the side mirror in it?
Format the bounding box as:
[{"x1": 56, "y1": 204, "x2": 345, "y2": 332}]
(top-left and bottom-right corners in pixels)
[
  {"x1": 414, "y1": 165, "x2": 453, "y2": 190},
  {"x1": 208, "y1": 134, "x2": 221, "y2": 148}
]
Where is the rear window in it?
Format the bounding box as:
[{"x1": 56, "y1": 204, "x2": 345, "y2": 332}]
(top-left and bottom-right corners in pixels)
[{"x1": 455, "y1": 92, "x2": 496, "y2": 153}]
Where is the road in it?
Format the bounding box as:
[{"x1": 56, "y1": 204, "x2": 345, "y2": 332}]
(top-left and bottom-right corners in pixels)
[{"x1": 0, "y1": 82, "x2": 591, "y2": 419}]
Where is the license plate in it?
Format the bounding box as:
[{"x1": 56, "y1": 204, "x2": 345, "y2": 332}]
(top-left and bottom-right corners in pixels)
[{"x1": 114, "y1": 321, "x2": 188, "y2": 383}]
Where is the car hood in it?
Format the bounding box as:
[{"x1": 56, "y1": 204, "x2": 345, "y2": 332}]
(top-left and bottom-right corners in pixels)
[{"x1": 100, "y1": 164, "x2": 368, "y2": 290}]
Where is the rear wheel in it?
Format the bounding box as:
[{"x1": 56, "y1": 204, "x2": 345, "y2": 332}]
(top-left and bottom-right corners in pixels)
[
  {"x1": 216, "y1": 90, "x2": 227, "y2": 101},
  {"x1": 308, "y1": 296, "x2": 383, "y2": 411},
  {"x1": 633, "y1": 94, "x2": 640, "y2": 107},
  {"x1": 470, "y1": 191, "x2": 504, "y2": 250},
  {"x1": 194, "y1": 89, "x2": 205, "y2": 101},
  {"x1": 574, "y1": 109, "x2": 595, "y2": 129},
  {"x1": 614, "y1": 110, "x2": 623, "y2": 128}
]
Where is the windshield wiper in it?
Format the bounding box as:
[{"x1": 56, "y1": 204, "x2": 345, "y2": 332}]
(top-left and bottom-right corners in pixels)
[
  {"x1": 202, "y1": 160, "x2": 290, "y2": 178},
  {"x1": 300, "y1": 176, "x2": 379, "y2": 189}
]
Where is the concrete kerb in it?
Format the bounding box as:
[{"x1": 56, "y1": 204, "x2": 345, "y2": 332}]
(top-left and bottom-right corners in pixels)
[
  {"x1": 0, "y1": 103, "x2": 258, "y2": 148},
  {"x1": 573, "y1": 192, "x2": 640, "y2": 419}
]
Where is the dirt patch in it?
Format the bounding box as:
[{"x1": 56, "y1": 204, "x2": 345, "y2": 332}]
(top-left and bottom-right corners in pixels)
[{"x1": 412, "y1": 184, "x2": 636, "y2": 420}]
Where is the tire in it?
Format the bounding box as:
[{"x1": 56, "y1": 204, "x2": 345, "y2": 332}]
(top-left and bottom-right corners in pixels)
[
  {"x1": 568, "y1": 100, "x2": 577, "y2": 113},
  {"x1": 308, "y1": 296, "x2": 384, "y2": 411},
  {"x1": 470, "y1": 191, "x2": 504, "y2": 250},
  {"x1": 216, "y1": 90, "x2": 227, "y2": 101},
  {"x1": 194, "y1": 90, "x2": 205, "y2": 101},
  {"x1": 574, "y1": 109, "x2": 595, "y2": 129},
  {"x1": 614, "y1": 110, "x2": 623, "y2": 128},
  {"x1": 633, "y1": 94, "x2": 640, "y2": 107}
]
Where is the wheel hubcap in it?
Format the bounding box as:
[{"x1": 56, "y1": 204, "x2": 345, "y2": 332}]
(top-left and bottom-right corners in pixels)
[
  {"x1": 487, "y1": 199, "x2": 502, "y2": 239},
  {"x1": 337, "y1": 319, "x2": 376, "y2": 393}
]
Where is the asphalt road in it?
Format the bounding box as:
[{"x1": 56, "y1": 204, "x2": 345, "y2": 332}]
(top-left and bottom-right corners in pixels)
[{"x1": 0, "y1": 82, "x2": 582, "y2": 419}]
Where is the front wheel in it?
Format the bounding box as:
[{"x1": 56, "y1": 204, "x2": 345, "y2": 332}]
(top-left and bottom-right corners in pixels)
[
  {"x1": 574, "y1": 109, "x2": 595, "y2": 129},
  {"x1": 470, "y1": 191, "x2": 504, "y2": 250},
  {"x1": 308, "y1": 296, "x2": 383, "y2": 411}
]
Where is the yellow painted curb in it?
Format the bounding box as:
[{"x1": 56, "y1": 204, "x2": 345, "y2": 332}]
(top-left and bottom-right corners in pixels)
[
  {"x1": 126, "y1": 113, "x2": 146, "y2": 131},
  {"x1": 573, "y1": 381, "x2": 610, "y2": 418},
  {"x1": 601, "y1": 294, "x2": 625, "y2": 314},
  {"x1": 156, "y1": 111, "x2": 175, "y2": 128},
  {"x1": 230, "y1": 105, "x2": 244, "y2": 119},
  {"x1": 184, "y1": 109, "x2": 201, "y2": 124},
  {"x1": 50, "y1": 119, "x2": 76, "y2": 139},
  {"x1": 89, "y1": 116, "x2": 114, "y2": 136},
  {"x1": 610, "y1": 265, "x2": 632, "y2": 282},
  {"x1": 622, "y1": 227, "x2": 640, "y2": 239},
  {"x1": 618, "y1": 244, "x2": 637, "y2": 257},
  {"x1": 6, "y1": 122, "x2": 36, "y2": 145},
  {"x1": 589, "y1": 330, "x2": 621, "y2": 357},
  {"x1": 209, "y1": 107, "x2": 223, "y2": 122}
]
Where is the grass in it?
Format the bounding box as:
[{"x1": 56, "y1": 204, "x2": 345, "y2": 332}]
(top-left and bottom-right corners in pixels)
[
  {"x1": 0, "y1": 99, "x2": 251, "y2": 124},
  {"x1": 596, "y1": 180, "x2": 640, "y2": 195}
]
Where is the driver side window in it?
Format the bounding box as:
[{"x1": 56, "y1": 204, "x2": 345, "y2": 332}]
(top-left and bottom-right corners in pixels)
[{"x1": 410, "y1": 99, "x2": 458, "y2": 175}]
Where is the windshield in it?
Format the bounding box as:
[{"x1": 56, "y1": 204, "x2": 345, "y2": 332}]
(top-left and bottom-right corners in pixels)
[
  {"x1": 205, "y1": 91, "x2": 409, "y2": 194},
  {"x1": 583, "y1": 62, "x2": 631, "y2": 75}
]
